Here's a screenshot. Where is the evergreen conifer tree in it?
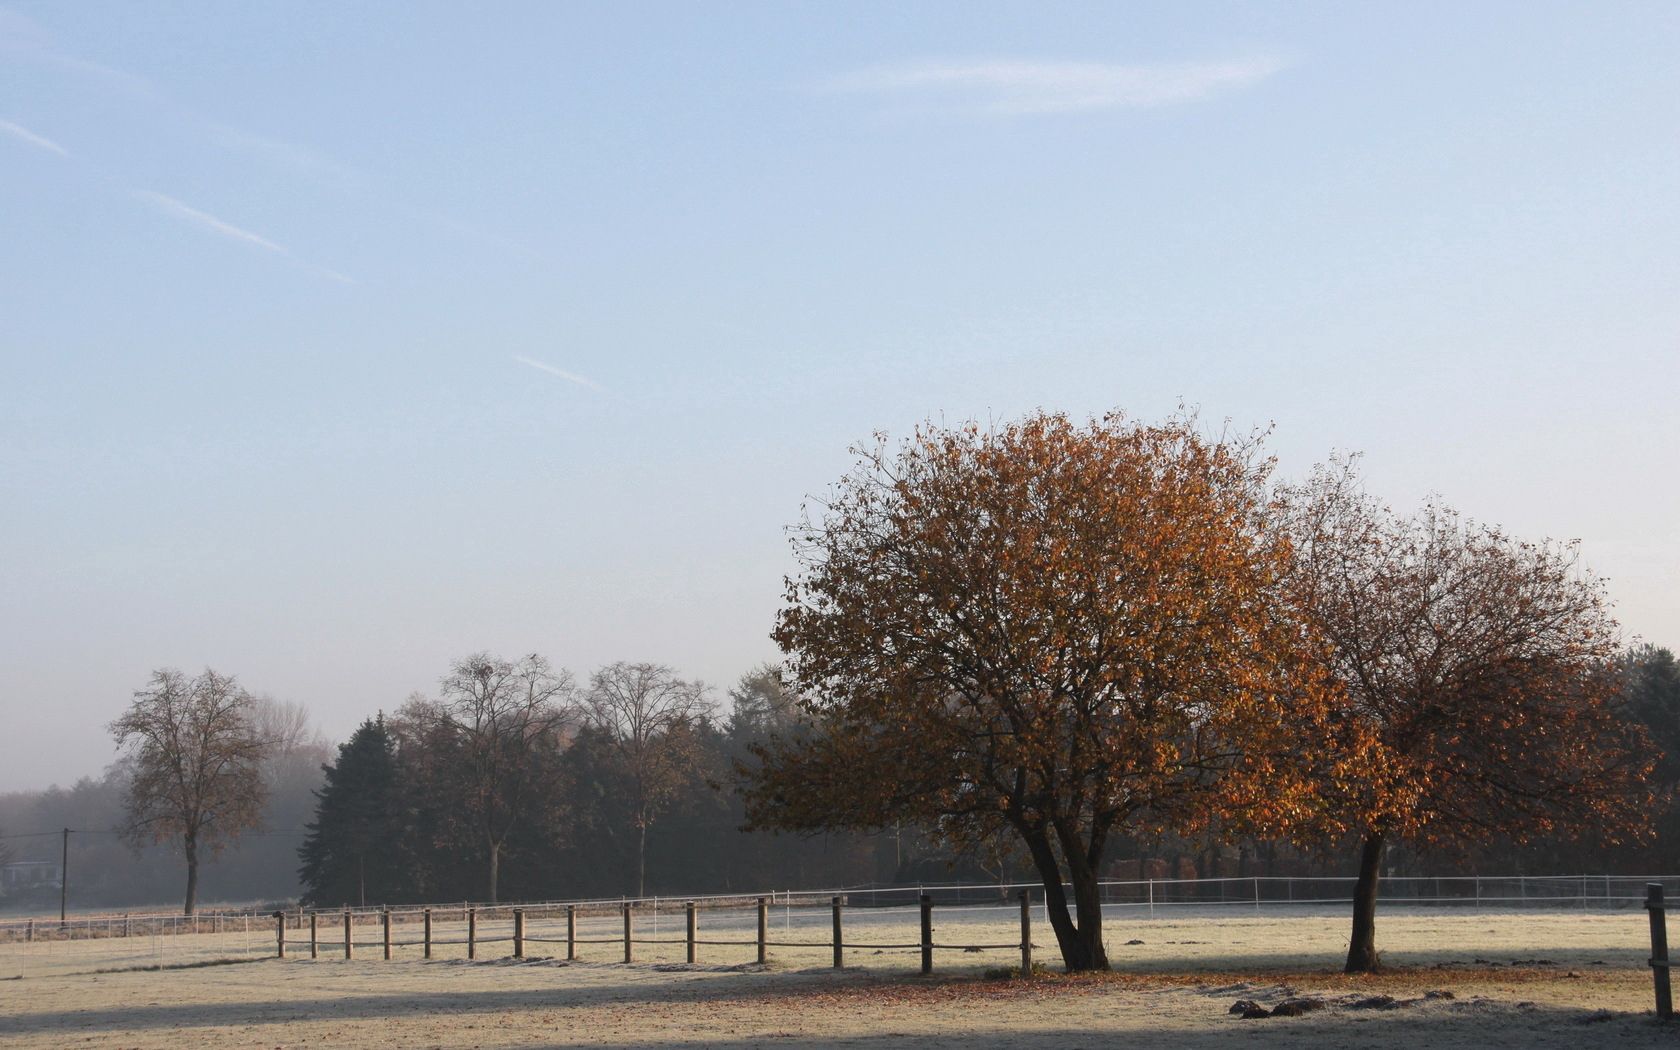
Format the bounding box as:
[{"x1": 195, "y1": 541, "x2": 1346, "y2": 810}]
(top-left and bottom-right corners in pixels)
[{"x1": 299, "y1": 717, "x2": 409, "y2": 907}]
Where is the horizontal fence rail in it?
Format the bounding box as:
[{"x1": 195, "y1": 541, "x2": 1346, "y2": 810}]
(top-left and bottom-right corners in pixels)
[
  {"x1": 5, "y1": 874, "x2": 1677, "y2": 980},
  {"x1": 6, "y1": 874, "x2": 1677, "y2": 943}
]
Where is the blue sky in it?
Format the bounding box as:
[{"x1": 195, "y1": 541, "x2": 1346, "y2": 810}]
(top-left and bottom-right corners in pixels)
[{"x1": 3, "y1": 2, "x2": 1677, "y2": 790}]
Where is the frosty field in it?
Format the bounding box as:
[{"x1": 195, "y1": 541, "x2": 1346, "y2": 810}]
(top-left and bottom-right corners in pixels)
[{"x1": 0, "y1": 906, "x2": 1670, "y2": 1048}]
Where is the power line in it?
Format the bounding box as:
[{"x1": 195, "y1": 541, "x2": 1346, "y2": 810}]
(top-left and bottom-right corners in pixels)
[
  {"x1": 0, "y1": 828, "x2": 113, "y2": 840},
  {"x1": 1, "y1": 828, "x2": 307, "y2": 840}
]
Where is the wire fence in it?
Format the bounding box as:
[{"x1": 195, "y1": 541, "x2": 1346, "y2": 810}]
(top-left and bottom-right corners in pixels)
[{"x1": 2, "y1": 873, "x2": 1673, "y2": 979}]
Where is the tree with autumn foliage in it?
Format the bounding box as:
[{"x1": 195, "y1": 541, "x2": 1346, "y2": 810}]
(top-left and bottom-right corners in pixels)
[
  {"x1": 1277, "y1": 459, "x2": 1657, "y2": 973},
  {"x1": 742, "y1": 411, "x2": 1343, "y2": 972}
]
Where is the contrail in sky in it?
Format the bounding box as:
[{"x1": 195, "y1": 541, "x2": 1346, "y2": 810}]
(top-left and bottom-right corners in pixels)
[
  {"x1": 135, "y1": 190, "x2": 288, "y2": 253},
  {"x1": 0, "y1": 118, "x2": 69, "y2": 156},
  {"x1": 134, "y1": 190, "x2": 356, "y2": 284},
  {"x1": 827, "y1": 55, "x2": 1288, "y2": 115},
  {"x1": 513, "y1": 355, "x2": 604, "y2": 391}
]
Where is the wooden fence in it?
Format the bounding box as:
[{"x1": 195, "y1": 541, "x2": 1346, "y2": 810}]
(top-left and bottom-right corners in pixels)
[
  {"x1": 1648, "y1": 883, "x2": 1674, "y2": 1020},
  {"x1": 11, "y1": 872, "x2": 1678, "y2": 947},
  {"x1": 275, "y1": 893, "x2": 1035, "y2": 977}
]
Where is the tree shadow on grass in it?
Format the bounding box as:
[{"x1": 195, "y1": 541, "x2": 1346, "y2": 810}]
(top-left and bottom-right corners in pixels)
[
  {"x1": 1, "y1": 990, "x2": 1668, "y2": 1049},
  {"x1": 0, "y1": 955, "x2": 1666, "y2": 1045}
]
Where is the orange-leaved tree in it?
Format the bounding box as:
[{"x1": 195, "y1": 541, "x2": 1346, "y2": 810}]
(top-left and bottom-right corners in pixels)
[
  {"x1": 1277, "y1": 459, "x2": 1657, "y2": 973},
  {"x1": 741, "y1": 411, "x2": 1345, "y2": 971}
]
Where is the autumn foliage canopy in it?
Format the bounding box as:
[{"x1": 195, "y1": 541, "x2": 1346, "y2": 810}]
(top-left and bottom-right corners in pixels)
[
  {"x1": 743, "y1": 412, "x2": 1351, "y2": 971},
  {"x1": 1276, "y1": 460, "x2": 1656, "y2": 970}
]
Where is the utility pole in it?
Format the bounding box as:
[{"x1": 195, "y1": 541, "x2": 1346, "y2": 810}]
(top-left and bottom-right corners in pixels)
[{"x1": 60, "y1": 827, "x2": 69, "y2": 926}]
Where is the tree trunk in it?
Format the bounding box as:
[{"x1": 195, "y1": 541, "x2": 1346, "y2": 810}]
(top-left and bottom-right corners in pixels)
[
  {"x1": 1017, "y1": 824, "x2": 1107, "y2": 971},
  {"x1": 488, "y1": 840, "x2": 500, "y2": 904},
  {"x1": 183, "y1": 833, "x2": 199, "y2": 916},
  {"x1": 1068, "y1": 859, "x2": 1109, "y2": 971},
  {"x1": 1055, "y1": 815, "x2": 1110, "y2": 972},
  {"x1": 1345, "y1": 830, "x2": 1386, "y2": 973}
]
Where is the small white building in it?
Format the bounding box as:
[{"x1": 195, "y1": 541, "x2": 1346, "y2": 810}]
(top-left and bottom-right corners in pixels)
[{"x1": 1, "y1": 860, "x2": 62, "y2": 894}]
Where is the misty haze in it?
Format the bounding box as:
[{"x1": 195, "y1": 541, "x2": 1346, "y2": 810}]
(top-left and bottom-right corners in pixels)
[{"x1": 3, "y1": 3, "x2": 1678, "y2": 1049}]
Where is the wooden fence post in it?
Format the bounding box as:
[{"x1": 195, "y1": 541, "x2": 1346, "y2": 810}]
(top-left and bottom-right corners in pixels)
[
  {"x1": 424, "y1": 908, "x2": 432, "y2": 959},
  {"x1": 623, "y1": 902, "x2": 633, "y2": 964},
  {"x1": 468, "y1": 907, "x2": 477, "y2": 961},
  {"x1": 26, "y1": 920, "x2": 33, "y2": 943},
  {"x1": 309, "y1": 913, "x2": 317, "y2": 959},
  {"x1": 274, "y1": 911, "x2": 286, "y2": 958},
  {"x1": 514, "y1": 908, "x2": 525, "y2": 959},
  {"x1": 1019, "y1": 891, "x2": 1032, "y2": 977},
  {"x1": 832, "y1": 896, "x2": 844, "y2": 970},
  {"x1": 1649, "y1": 883, "x2": 1673, "y2": 1020},
  {"x1": 566, "y1": 905, "x2": 576, "y2": 961},
  {"x1": 919, "y1": 894, "x2": 933, "y2": 976},
  {"x1": 686, "y1": 902, "x2": 697, "y2": 964},
  {"x1": 382, "y1": 908, "x2": 391, "y2": 960},
  {"x1": 343, "y1": 910, "x2": 352, "y2": 960},
  {"x1": 756, "y1": 897, "x2": 768, "y2": 965}
]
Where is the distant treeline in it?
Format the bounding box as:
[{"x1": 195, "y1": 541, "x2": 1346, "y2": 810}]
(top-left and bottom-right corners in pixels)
[
  {"x1": 0, "y1": 698, "x2": 328, "y2": 910},
  {"x1": 294, "y1": 657, "x2": 904, "y2": 908},
  {"x1": 3, "y1": 645, "x2": 1677, "y2": 912}
]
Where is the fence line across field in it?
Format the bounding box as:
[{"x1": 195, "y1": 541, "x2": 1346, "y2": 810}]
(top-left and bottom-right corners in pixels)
[
  {"x1": 5, "y1": 873, "x2": 1676, "y2": 947},
  {"x1": 7, "y1": 873, "x2": 1680, "y2": 981},
  {"x1": 52, "y1": 880, "x2": 1680, "y2": 987},
  {"x1": 268, "y1": 894, "x2": 1034, "y2": 976}
]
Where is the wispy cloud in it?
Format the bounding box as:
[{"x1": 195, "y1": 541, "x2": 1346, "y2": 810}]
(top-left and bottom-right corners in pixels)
[
  {"x1": 826, "y1": 56, "x2": 1287, "y2": 115},
  {"x1": 213, "y1": 130, "x2": 529, "y2": 253},
  {"x1": 0, "y1": 7, "x2": 155, "y2": 97},
  {"x1": 135, "y1": 190, "x2": 286, "y2": 253},
  {"x1": 0, "y1": 118, "x2": 68, "y2": 156},
  {"x1": 513, "y1": 355, "x2": 604, "y2": 392},
  {"x1": 5, "y1": 6, "x2": 519, "y2": 275},
  {"x1": 212, "y1": 125, "x2": 362, "y2": 187},
  {"x1": 134, "y1": 190, "x2": 355, "y2": 284}
]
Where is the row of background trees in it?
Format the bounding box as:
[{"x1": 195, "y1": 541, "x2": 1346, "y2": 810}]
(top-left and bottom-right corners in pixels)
[
  {"x1": 3, "y1": 644, "x2": 1677, "y2": 916},
  {"x1": 0, "y1": 660, "x2": 901, "y2": 913},
  {"x1": 297, "y1": 658, "x2": 890, "y2": 909}
]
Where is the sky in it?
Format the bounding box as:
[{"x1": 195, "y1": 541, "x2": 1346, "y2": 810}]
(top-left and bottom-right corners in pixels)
[{"x1": 2, "y1": 2, "x2": 1677, "y2": 792}]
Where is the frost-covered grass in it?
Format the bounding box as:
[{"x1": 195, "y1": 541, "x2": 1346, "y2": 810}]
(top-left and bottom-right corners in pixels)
[{"x1": 0, "y1": 908, "x2": 1668, "y2": 1048}]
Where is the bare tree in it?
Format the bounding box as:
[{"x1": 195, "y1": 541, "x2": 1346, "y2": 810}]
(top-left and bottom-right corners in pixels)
[
  {"x1": 249, "y1": 695, "x2": 332, "y2": 786},
  {"x1": 584, "y1": 662, "x2": 713, "y2": 897},
  {"x1": 437, "y1": 653, "x2": 575, "y2": 902},
  {"x1": 249, "y1": 696, "x2": 318, "y2": 757},
  {"x1": 726, "y1": 663, "x2": 806, "y2": 742},
  {"x1": 109, "y1": 668, "x2": 268, "y2": 915}
]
